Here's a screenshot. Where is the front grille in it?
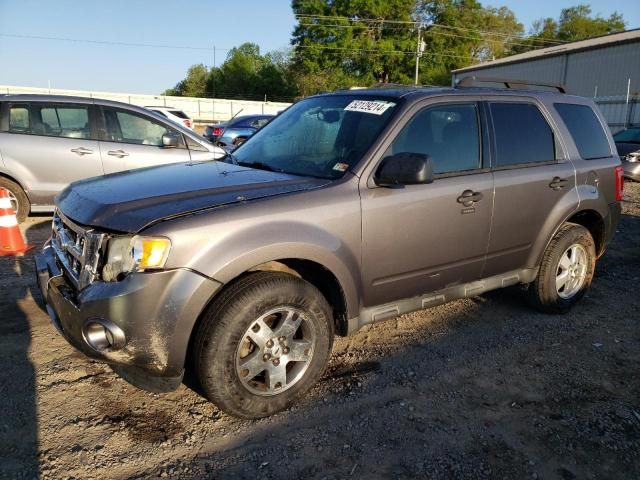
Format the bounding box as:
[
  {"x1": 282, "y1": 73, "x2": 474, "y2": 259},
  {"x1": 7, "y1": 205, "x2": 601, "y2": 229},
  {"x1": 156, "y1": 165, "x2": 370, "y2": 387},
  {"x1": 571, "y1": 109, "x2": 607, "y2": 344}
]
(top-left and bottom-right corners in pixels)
[{"x1": 51, "y1": 210, "x2": 105, "y2": 290}]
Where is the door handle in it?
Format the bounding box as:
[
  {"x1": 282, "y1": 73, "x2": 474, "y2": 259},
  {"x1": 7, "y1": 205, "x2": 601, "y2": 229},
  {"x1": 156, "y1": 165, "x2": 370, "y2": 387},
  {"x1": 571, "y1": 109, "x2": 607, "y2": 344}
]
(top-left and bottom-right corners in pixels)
[
  {"x1": 457, "y1": 190, "x2": 483, "y2": 207},
  {"x1": 549, "y1": 177, "x2": 568, "y2": 190},
  {"x1": 70, "y1": 147, "x2": 93, "y2": 156},
  {"x1": 107, "y1": 150, "x2": 130, "y2": 158}
]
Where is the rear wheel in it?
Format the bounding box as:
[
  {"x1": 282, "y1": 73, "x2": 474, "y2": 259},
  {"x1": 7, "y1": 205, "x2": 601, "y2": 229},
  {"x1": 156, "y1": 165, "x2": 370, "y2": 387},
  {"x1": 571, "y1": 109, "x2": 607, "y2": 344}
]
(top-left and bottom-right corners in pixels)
[
  {"x1": 193, "y1": 272, "x2": 334, "y2": 418},
  {"x1": 0, "y1": 178, "x2": 29, "y2": 223},
  {"x1": 528, "y1": 223, "x2": 596, "y2": 313}
]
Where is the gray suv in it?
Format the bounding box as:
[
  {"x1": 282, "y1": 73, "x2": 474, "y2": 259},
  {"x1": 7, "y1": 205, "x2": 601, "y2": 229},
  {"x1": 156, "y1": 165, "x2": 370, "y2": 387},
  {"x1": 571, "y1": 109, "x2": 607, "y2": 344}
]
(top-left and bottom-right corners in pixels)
[
  {"x1": 0, "y1": 95, "x2": 226, "y2": 221},
  {"x1": 36, "y1": 81, "x2": 623, "y2": 418}
]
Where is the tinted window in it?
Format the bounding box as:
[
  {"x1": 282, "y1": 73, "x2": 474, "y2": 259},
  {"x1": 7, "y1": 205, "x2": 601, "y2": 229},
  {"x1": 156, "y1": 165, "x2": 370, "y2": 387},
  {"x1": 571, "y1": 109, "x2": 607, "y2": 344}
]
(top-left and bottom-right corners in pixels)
[
  {"x1": 555, "y1": 103, "x2": 611, "y2": 159},
  {"x1": 103, "y1": 109, "x2": 172, "y2": 146},
  {"x1": 9, "y1": 105, "x2": 30, "y2": 133},
  {"x1": 34, "y1": 105, "x2": 90, "y2": 138},
  {"x1": 384, "y1": 103, "x2": 480, "y2": 174},
  {"x1": 490, "y1": 103, "x2": 555, "y2": 166}
]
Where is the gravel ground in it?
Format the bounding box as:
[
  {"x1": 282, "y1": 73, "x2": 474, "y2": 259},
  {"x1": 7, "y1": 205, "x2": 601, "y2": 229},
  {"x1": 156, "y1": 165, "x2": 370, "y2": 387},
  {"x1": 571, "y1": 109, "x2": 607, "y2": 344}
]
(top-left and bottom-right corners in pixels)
[{"x1": 1, "y1": 182, "x2": 639, "y2": 480}]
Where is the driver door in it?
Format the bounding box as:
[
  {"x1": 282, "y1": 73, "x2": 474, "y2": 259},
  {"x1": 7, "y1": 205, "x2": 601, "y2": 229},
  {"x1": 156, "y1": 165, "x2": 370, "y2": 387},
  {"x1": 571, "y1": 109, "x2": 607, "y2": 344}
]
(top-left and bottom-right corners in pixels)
[
  {"x1": 97, "y1": 106, "x2": 190, "y2": 173},
  {"x1": 359, "y1": 100, "x2": 494, "y2": 306}
]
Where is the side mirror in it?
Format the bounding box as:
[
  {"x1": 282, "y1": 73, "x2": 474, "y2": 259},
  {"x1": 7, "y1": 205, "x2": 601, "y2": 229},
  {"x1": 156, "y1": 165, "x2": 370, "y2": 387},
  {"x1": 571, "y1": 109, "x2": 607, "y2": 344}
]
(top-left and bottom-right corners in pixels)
[
  {"x1": 375, "y1": 152, "x2": 434, "y2": 187},
  {"x1": 162, "y1": 133, "x2": 180, "y2": 148}
]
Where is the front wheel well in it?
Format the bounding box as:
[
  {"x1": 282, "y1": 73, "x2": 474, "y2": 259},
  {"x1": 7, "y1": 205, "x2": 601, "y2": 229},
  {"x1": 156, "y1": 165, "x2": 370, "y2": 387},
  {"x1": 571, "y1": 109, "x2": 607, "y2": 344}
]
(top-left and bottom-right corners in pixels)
[
  {"x1": 249, "y1": 259, "x2": 349, "y2": 336},
  {"x1": 185, "y1": 259, "x2": 349, "y2": 371},
  {"x1": 566, "y1": 210, "x2": 606, "y2": 257}
]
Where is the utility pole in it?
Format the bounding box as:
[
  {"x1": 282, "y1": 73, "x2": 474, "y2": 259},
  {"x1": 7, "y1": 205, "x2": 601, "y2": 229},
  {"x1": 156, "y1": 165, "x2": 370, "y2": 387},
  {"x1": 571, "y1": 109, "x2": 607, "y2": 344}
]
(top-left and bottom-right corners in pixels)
[
  {"x1": 212, "y1": 45, "x2": 216, "y2": 123},
  {"x1": 414, "y1": 24, "x2": 426, "y2": 85}
]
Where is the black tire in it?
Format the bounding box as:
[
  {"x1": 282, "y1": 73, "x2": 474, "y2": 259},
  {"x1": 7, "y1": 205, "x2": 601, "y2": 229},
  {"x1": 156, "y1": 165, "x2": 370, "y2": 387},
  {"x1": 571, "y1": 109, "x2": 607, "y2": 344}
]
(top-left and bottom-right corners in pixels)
[
  {"x1": 0, "y1": 177, "x2": 29, "y2": 223},
  {"x1": 528, "y1": 223, "x2": 596, "y2": 314},
  {"x1": 193, "y1": 271, "x2": 334, "y2": 418}
]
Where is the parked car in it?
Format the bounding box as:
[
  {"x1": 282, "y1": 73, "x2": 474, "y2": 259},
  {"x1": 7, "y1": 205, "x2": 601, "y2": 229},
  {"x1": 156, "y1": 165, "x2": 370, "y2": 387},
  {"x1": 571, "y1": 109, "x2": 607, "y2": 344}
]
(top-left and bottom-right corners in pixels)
[
  {"x1": 613, "y1": 125, "x2": 640, "y2": 181},
  {"x1": 146, "y1": 106, "x2": 194, "y2": 130},
  {"x1": 36, "y1": 80, "x2": 622, "y2": 419},
  {"x1": 203, "y1": 114, "x2": 274, "y2": 146},
  {"x1": 0, "y1": 95, "x2": 226, "y2": 221}
]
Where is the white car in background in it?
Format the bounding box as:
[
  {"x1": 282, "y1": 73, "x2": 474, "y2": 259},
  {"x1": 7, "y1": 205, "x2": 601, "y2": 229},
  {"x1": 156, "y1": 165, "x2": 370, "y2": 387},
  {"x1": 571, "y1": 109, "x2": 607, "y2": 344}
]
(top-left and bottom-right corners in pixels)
[{"x1": 146, "y1": 106, "x2": 194, "y2": 130}]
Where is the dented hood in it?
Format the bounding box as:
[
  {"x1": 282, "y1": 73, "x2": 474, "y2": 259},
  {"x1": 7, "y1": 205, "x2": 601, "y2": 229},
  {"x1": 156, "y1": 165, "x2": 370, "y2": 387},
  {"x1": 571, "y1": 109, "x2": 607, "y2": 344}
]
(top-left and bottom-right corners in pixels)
[{"x1": 56, "y1": 161, "x2": 330, "y2": 233}]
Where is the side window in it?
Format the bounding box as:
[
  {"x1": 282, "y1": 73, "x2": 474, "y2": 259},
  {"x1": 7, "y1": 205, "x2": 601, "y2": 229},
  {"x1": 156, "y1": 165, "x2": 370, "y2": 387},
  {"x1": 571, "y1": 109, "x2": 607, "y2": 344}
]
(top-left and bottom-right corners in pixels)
[
  {"x1": 34, "y1": 105, "x2": 90, "y2": 138},
  {"x1": 251, "y1": 118, "x2": 270, "y2": 129},
  {"x1": 384, "y1": 103, "x2": 481, "y2": 174},
  {"x1": 490, "y1": 102, "x2": 555, "y2": 167},
  {"x1": 9, "y1": 105, "x2": 30, "y2": 133},
  {"x1": 103, "y1": 109, "x2": 172, "y2": 146},
  {"x1": 554, "y1": 103, "x2": 611, "y2": 160}
]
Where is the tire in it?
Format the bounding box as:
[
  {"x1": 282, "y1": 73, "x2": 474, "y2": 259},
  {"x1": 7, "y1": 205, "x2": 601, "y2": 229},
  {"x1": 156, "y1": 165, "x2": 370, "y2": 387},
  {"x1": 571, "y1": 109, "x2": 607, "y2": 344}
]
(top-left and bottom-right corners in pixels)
[
  {"x1": 193, "y1": 271, "x2": 334, "y2": 418},
  {"x1": 0, "y1": 177, "x2": 29, "y2": 223},
  {"x1": 528, "y1": 223, "x2": 596, "y2": 314}
]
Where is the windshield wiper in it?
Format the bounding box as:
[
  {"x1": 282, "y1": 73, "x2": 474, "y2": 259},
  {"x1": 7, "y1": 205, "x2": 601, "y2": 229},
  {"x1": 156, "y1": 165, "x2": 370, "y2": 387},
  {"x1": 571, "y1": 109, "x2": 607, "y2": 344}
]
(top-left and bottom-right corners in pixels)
[{"x1": 237, "y1": 160, "x2": 283, "y2": 173}]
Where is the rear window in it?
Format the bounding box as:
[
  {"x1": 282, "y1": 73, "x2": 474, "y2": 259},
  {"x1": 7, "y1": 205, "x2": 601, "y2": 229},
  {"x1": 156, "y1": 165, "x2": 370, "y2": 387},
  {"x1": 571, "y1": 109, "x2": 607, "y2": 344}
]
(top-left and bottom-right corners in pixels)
[
  {"x1": 169, "y1": 110, "x2": 189, "y2": 119},
  {"x1": 555, "y1": 103, "x2": 611, "y2": 159},
  {"x1": 490, "y1": 102, "x2": 556, "y2": 167}
]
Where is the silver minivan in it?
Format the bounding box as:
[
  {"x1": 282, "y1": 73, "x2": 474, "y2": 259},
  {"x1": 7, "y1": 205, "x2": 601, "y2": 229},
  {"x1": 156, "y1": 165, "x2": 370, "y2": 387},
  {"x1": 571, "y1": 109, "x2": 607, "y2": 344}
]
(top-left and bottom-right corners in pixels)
[{"x1": 0, "y1": 94, "x2": 226, "y2": 221}]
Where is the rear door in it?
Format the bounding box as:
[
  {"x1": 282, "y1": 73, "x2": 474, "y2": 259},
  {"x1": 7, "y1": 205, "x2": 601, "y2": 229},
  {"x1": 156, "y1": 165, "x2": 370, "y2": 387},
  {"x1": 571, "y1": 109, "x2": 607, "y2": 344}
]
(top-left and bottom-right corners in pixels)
[
  {"x1": 360, "y1": 99, "x2": 494, "y2": 306},
  {"x1": 483, "y1": 98, "x2": 577, "y2": 277},
  {"x1": 0, "y1": 101, "x2": 102, "y2": 208},
  {"x1": 97, "y1": 106, "x2": 190, "y2": 173}
]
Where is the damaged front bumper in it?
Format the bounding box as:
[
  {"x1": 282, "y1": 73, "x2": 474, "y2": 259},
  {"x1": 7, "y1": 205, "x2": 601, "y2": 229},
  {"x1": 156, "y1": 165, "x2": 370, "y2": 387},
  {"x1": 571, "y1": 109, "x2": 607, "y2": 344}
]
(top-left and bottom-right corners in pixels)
[{"x1": 35, "y1": 243, "x2": 221, "y2": 392}]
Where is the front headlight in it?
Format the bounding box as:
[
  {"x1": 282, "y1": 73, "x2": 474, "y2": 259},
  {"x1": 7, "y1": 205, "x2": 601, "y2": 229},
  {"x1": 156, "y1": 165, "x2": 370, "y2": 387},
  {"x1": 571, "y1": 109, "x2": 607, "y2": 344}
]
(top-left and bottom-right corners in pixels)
[{"x1": 102, "y1": 235, "x2": 171, "y2": 281}]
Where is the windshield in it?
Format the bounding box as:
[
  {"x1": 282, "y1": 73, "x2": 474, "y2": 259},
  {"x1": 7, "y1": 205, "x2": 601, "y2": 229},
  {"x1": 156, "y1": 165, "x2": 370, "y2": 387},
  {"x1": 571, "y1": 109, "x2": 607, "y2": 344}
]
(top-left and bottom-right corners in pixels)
[
  {"x1": 231, "y1": 95, "x2": 399, "y2": 179},
  {"x1": 613, "y1": 127, "x2": 640, "y2": 143}
]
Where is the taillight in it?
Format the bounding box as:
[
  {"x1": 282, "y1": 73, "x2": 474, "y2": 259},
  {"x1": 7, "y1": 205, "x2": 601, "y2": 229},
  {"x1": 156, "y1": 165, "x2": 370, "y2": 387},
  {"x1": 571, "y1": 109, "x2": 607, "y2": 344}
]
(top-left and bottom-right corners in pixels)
[
  {"x1": 213, "y1": 127, "x2": 222, "y2": 136},
  {"x1": 615, "y1": 165, "x2": 624, "y2": 201}
]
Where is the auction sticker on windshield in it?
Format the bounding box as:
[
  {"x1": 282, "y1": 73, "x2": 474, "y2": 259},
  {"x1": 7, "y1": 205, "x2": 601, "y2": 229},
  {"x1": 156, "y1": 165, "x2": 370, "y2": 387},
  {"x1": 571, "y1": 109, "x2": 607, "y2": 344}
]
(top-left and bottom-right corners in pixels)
[{"x1": 344, "y1": 100, "x2": 395, "y2": 115}]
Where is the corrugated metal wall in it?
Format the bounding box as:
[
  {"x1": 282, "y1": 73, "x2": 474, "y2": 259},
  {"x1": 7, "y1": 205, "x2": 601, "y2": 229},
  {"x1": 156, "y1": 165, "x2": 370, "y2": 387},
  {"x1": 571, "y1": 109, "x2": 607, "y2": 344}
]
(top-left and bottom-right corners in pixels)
[
  {"x1": 452, "y1": 40, "x2": 639, "y2": 97},
  {"x1": 452, "y1": 39, "x2": 640, "y2": 130}
]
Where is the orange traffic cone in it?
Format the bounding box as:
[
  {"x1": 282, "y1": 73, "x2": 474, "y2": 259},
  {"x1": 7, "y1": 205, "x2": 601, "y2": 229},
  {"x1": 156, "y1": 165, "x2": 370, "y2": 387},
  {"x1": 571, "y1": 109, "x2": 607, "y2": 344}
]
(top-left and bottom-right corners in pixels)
[{"x1": 0, "y1": 187, "x2": 30, "y2": 256}]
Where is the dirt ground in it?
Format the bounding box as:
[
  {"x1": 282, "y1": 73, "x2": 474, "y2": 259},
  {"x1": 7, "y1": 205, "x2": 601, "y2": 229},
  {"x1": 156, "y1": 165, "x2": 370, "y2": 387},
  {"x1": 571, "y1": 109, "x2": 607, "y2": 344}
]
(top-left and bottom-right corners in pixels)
[{"x1": 1, "y1": 183, "x2": 639, "y2": 480}]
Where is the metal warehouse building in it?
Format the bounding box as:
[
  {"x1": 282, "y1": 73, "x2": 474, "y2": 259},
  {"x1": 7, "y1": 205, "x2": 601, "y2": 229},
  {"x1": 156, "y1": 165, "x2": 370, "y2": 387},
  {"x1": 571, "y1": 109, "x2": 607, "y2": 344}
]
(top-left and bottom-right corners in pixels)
[{"x1": 452, "y1": 29, "x2": 640, "y2": 131}]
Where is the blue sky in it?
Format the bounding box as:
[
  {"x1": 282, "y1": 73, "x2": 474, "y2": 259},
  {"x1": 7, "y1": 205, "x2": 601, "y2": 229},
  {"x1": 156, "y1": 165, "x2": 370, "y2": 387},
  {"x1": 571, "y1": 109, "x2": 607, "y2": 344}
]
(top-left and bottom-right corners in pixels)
[{"x1": 0, "y1": 0, "x2": 638, "y2": 94}]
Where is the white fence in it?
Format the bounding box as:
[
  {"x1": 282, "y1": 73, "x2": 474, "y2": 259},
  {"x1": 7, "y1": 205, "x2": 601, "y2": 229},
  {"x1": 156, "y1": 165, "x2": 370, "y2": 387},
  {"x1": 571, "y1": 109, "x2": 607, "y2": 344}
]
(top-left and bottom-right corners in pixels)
[{"x1": 0, "y1": 85, "x2": 292, "y2": 123}]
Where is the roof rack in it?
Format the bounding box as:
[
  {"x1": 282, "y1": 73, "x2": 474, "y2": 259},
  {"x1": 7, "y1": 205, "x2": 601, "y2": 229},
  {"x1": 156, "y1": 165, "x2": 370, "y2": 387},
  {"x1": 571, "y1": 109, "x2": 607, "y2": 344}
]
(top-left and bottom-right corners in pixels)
[{"x1": 455, "y1": 76, "x2": 566, "y2": 94}]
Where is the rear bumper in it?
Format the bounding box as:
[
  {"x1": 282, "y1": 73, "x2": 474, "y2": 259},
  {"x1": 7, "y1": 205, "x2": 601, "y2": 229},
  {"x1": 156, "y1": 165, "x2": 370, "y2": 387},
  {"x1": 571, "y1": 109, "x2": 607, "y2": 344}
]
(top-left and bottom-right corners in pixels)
[
  {"x1": 35, "y1": 244, "x2": 221, "y2": 392},
  {"x1": 603, "y1": 201, "x2": 622, "y2": 253}
]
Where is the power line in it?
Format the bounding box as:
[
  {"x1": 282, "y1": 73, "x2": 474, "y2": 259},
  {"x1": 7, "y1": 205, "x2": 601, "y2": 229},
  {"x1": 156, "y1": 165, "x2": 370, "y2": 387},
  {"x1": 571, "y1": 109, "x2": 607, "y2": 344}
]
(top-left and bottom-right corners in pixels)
[
  {"x1": 0, "y1": 33, "x2": 232, "y2": 51},
  {"x1": 294, "y1": 14, "x2": 569, "y2": 45},
  {"x1": 296, "y1": 21, "x2": 563, "y2": 49},
  {"x1": 294, "y1": 44, "x2": 474, "y2": 60}
]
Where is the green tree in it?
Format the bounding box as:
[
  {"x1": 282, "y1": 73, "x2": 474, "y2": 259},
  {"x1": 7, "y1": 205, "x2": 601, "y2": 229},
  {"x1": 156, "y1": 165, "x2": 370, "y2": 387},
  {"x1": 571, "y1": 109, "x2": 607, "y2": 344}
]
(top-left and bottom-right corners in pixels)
[
  {"x1": 164, "y1": 64, "x2": 208, "y2": 97},
  {"x1": 416, "y1": 0, "x2": 523, "y2": 85},
  {"x1": 291, "y1": 0, "x2": 417, "y2": 94},
  {"x1": 509, "y1": 4, "x2": 626, "y2": 54},
  {"x1": 165, "y1": 43, "x2": 297, "y2": 101}
]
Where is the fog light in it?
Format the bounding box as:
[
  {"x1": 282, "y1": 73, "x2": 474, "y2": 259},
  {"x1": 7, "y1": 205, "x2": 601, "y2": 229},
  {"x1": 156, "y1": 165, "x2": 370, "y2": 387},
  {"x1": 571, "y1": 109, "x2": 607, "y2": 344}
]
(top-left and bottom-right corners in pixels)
[{"x1": 82, "y1": 319, "x2": 126, "y2": 351}]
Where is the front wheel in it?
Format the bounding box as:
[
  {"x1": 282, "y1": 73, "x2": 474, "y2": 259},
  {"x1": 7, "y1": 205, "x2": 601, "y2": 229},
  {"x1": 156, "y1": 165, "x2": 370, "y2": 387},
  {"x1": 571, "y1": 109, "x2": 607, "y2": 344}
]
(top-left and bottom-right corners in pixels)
[
  {"x1": 193, "y1": 272, "x2": 334, "y2": 418},
  {"x1": 528, "y1": 223, "x2": 596, "y2": 314}
]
